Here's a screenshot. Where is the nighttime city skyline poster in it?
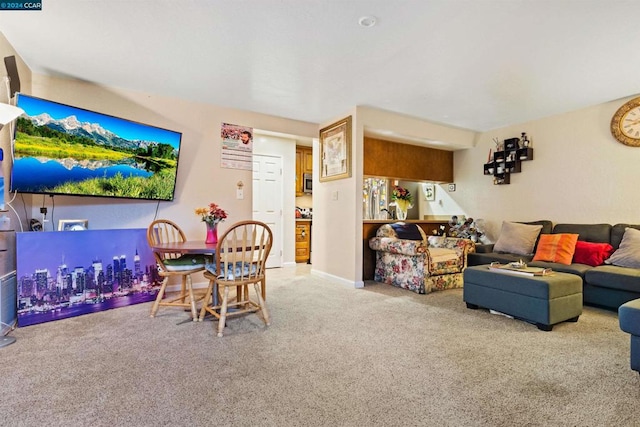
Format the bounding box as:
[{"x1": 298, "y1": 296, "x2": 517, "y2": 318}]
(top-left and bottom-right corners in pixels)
[{"x1": 16, "y1": 228, "x2": 162, "y2": 327}]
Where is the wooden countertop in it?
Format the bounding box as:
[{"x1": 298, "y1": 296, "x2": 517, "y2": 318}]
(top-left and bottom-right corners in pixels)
[{"x1": 363, "y1": 219, "x2": 448, "y2": 224}]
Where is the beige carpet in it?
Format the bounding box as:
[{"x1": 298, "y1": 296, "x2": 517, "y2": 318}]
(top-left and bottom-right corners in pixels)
[{"x1": 1, "y1": 264, "x2": 639, "y2": 426}]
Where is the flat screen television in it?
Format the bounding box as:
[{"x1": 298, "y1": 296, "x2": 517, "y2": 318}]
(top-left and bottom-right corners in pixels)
[{"x1": 11, "y1": 94, "x2": 182, "y2": 201}]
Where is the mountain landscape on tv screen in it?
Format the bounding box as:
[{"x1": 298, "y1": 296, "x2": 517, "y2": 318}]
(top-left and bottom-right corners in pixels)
[
  {"x1": 12, "y1": 95, "x2": 181, "y2": 201},
  {"x1": 31, "y1": 113, "x2": 153, "y2": 149}
]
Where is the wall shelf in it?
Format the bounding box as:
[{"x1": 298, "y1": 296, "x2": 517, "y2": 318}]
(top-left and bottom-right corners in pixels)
[{"x1": 484, "y1": 145, "x2": 533, "y2": 185}]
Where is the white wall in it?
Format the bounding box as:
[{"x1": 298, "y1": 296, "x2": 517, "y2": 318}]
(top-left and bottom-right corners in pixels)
[
  {"x1": 311, "y1": 108, "x2": 361, "y2": 287},
  {"x1": 453, "y1": 95, "x2": 640, "y2": 241},
  {"x1": 418, "y1": 183, "x2": 466, "y2": 220},
  {"x1": 0, "y1": 33, "x2": 30, "y2": 222},
  {"x1": 16, "y1": 74, "x2": 317, "y2": 240}
]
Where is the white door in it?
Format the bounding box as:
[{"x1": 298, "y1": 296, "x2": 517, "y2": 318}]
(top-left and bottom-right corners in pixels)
[{"x1": 252, "y1": 154, "x2": 283, "y2": 268}]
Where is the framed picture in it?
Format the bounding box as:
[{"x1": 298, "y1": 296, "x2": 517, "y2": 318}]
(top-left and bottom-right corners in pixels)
[
  {"x1": 319, "y1": 116, "x2": 352, "y2": 182},
  {"x1": 58, "y1": 219, "x2": 89, "y2": 231},
  {"x1": 422, "y1": 183, "x2": 435, "y2": 201}
]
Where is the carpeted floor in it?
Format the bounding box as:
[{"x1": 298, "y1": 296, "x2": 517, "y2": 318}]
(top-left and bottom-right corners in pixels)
[{"x1": 1, "y1": 264, "x2": 639, "y2": 426}]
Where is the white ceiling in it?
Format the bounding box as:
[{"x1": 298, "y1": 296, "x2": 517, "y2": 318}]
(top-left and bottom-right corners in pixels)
[{"x1": 1, "y1": 0, "x2": 640, "y2": 132}]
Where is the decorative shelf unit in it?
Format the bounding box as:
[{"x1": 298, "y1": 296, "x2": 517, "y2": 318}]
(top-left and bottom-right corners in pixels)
[{"x1": 484, "y1": 143, "x2": 533, "y2": 185}]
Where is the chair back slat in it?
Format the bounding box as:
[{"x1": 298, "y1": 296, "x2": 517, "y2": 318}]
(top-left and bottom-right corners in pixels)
[
  {"x1": 146, "y1": 219, "x2": 206, "y2": 319},
  {"x1": 215, "y1": 220, "x2": 272, "y2": 282},
  {"x1": 147, "y1": 219, "x2": 188, "y2": 267}
]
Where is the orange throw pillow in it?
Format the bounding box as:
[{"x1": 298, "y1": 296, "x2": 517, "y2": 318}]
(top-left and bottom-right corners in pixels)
[{"x1": 532, "y1": 233, "x2": 579, "y2": 265}]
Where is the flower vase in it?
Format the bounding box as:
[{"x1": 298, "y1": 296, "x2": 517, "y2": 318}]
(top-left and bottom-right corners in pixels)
[
  {"x1": 395, "y1": 200, "x2": 412, "y2": 220},
  {"x1": 205, "y1": 222, "x2": 218, "y2": 245}
]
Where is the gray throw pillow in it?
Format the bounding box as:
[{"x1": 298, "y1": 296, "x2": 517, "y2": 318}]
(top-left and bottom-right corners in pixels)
[
  {"x1": 606, "y1": 227, "x2": 640, "y2": 268},
  {"x1": 493, "y1": 221, "x2": 543, "y2": 256}
]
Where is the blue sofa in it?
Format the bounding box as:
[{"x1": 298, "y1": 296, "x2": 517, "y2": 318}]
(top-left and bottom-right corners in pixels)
[
  {"x1": 468, "y1": 222, "x2": 640, "y2": 310},
  {"x1": 619, "y1": 299, "x2": 640, "y2": 373}
]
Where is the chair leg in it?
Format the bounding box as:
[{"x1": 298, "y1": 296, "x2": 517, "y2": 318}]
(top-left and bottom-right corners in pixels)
[
  {"x1": 215, "y1": 283, "x2": 221, "y2": 307},
  {"x1": 242, "y1": 284, "x2": 250, "y2": 306},
  {"x1": 198, "y1": 279, "x2": 215, "y2": 321},
  {"x1": 186, "y1": 276, "x2": 198, "y2": 321},
  {"x1": 217, "y1": 286, "x2": 230, "y2": 337},
  {"x1": 150, "y1": 277, "x2": 169, "y2": 317},
  {"x1": 254, "y1": 282, "x2": 270, "y2": 326},
  {"x1": 180, "y1": 277, "x2": 187, "y2": 303}
]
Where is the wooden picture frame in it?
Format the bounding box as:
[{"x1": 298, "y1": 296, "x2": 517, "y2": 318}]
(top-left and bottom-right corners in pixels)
[
  {"x1": 58, "y1": 219, "x2": 89, "y2": 231},
  {"x1": 319, "y1": 116, "x2": 352, "y2": 182}
]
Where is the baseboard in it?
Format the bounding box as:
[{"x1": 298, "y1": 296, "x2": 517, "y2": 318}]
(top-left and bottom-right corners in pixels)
[
  {"x1": 310, "y1": 268, "x2": 364, "y2": 289},
  {"x1": 166, "y1": 280, "x2": 209, "y2": 293}
]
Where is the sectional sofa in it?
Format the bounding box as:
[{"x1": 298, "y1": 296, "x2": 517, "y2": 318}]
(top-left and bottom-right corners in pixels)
[{"x1": 468, "y1": 221, "x2": 640, "y2": 310}]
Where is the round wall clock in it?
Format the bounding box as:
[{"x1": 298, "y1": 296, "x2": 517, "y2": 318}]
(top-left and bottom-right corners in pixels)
[{"x1": 611, "y1": 96, "x2": 640, "y2": 147}]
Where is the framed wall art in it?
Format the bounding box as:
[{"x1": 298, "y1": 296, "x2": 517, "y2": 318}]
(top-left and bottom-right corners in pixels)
[
  {"x1": 422, "y1": 183, "x2": 435, "y2": 201},
  {"x1": 319, "y1": 116, "x2": 352, "y2": 182}
]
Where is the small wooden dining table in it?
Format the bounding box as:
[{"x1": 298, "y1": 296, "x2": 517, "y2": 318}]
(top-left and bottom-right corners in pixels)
[
  {"x1": 149, "y1": 240, "x2": 264, "y2": 319},
  {"x1": 150, "y1": 240, "x2": 217, "y2": 255}
]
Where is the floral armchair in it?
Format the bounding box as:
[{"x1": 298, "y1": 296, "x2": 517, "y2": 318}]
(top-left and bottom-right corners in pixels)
[{"x1": 368, "y1": 223, "x2": 476, "y2": 294}]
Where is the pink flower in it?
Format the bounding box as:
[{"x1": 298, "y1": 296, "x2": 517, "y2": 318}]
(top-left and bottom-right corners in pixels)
[{"x1": 195, "y1": 203, "x2": 228, "y2": 224}]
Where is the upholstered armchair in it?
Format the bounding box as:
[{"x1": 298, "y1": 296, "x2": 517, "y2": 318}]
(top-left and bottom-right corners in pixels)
[
  {"x1": 368, "y1": 223, "x2": 475, "y2": 294},
  {"x1": 424, "y1": 235, "x2": 476, "y2": 293}
]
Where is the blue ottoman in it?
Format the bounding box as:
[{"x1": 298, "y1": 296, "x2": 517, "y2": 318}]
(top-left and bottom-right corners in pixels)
[
  {"x1": 463, "y1": 265, "x2": 583, "y2": 331},
  {"x1": 619, "y1": 298, "x2": 640, "y2": 373}
]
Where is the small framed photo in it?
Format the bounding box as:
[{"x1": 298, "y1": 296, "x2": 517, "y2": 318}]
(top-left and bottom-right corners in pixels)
[
  {"x1": 422, "y1": 183, "x2": 435, "y2": 201},
  {"x1": 319, "y1": 116, "x2": 352, "y2": 182},
  {"x1": 58, "y1": 219, "x2": 89, "y2": 231},
  {"x1": 504, "y1": 137, "x2": 520, "y2": 150}
]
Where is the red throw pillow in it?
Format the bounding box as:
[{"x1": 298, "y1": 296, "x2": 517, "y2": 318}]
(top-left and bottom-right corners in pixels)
[
  {"x1": 532, "y1": 234, "x2": 579, "y2": 265},
  {"x1": 572, "y1": 241, "x2": 614, "y2": 267}
]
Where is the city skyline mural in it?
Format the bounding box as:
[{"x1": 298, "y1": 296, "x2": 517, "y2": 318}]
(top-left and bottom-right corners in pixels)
[{"x1": 16, "y1": 228, "x2": 162, "y2": 327}]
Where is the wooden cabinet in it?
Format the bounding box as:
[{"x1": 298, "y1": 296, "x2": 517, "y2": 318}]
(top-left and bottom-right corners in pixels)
[
  {"x1": 302, "y1": 148, "x2": 313, "y2": 174},
  {"x1": 295, "y1": 221, "x2": 311, "y2": 263},
  {"x1": 364, "y1": 137, "x2": 453, "y2": 182},
  {"x1": 295, "y1": 148, "x2": 304, "y2": 196},
  {"x1": 295, "y1": 146, "x2": 312, "y2": 196}
]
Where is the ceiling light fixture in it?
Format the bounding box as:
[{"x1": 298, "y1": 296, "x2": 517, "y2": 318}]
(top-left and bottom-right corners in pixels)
[{"x1": 358, "y1": 16, "x2": 377, "y2": 28}]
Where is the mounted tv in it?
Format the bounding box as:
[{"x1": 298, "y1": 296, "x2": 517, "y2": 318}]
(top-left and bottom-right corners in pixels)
[{"x1": 11, "y1": 94, "x2": 182, "y2": 201}]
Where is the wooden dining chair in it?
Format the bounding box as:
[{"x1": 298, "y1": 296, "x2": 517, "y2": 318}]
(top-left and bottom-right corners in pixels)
[
  {"x1": 147, "y1": 219, "x2": 207, "y2": 320},
  {"x1": 198, "y1": 220, "x2": 272, "y2": 337}
]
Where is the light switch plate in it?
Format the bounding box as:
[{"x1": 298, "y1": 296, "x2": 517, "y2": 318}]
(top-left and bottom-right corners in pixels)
[{"x1": 236, "y1": 188, "x2": 244, "y2": 199}]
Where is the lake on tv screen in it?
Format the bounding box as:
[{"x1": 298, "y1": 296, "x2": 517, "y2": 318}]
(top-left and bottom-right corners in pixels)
[{"x1": 13, "y1": 157, "x2": 152, "y2": 193}]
